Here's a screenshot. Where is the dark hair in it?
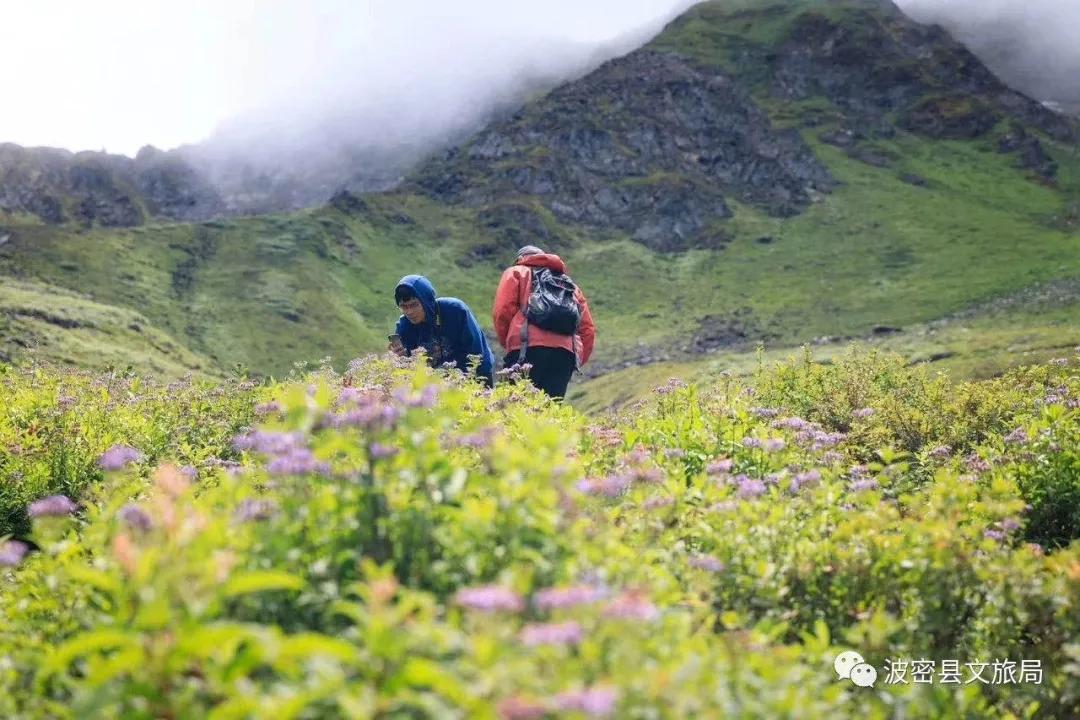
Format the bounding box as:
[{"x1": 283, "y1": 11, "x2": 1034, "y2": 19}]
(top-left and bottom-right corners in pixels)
[{"x1": 395, "y1": 285, "x2": 417, "y2": 305}]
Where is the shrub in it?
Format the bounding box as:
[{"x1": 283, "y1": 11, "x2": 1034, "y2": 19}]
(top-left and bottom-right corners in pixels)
[{"x1": 1, "y1": 350, "x2": 1079, "y2": 717}]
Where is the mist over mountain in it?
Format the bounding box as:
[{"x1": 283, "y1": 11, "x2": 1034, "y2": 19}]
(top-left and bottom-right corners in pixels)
[
  {"x1": 2, "y1": 0, "x2": 1077, "y2": 225},
  {"x1": 178, "y1": 25, "x2": 689, "y2": 214},
  {"x1": 897, "y1": 0, "x2": 1080, "y2": 115},
  {"x1": 180, "y1": 0, "x2": 1080, "y2": 213}
]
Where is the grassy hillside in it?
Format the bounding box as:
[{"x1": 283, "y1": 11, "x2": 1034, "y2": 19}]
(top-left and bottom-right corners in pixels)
[
  {"x1": 571, "y1": 292, "x2": 1080, "y2": 412},
  {"x1": 5, "y1": 126, "x2": 1076, "y2": 387},
  {"x1": 1, "y1": 0, "x2": 1078, "y2": 396}
]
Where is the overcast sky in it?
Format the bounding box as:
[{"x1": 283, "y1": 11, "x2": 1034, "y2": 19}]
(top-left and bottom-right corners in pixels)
[
  {"x1": 0, "y1": 0, "x2": 697, "y2": 156},
  {"x1": 0, "y1": 0, "x2": 1075, "y2": 157}
]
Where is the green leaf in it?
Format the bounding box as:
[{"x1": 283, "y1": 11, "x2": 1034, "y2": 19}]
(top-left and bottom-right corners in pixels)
[
  {"x1": 40, "y1": 629, "x2": 138, "y2": 681},
  {"x1": 277, "y1": 633, "x2": 360, "y2": 665},
  {"x1": 392, "y1": 658, "x2": 472, "y2": 707},
  {"x1": 65, "y1": 565, "x2": 121, "y2": 595},
  {"x1": 222, "y1": 571, "x2": 305, "y2": 597}
]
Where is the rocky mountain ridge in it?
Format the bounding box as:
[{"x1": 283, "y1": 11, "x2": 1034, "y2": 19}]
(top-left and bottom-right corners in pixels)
[
  {"x1": 0, "y1": 143, "x2": 224, "y2": 227},
  {"x1": 2, "y1": 0, "x2": 1077, "y2": 233},
  {"x1": 409, "y1": 0, "x2": 1075, "y2": 252}
]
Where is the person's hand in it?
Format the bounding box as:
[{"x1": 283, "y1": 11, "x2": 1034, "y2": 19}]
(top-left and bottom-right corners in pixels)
[{"x1": 388, "y1": 342, "x2": 406, "y2": 357}]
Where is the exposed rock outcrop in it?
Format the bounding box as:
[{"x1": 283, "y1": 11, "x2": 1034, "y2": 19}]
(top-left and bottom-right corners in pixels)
[{"x1": 412, "y1": 49, "x2": 835, "y2": 251}]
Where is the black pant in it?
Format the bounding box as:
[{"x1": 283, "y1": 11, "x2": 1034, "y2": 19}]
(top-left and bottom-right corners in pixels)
[{"x1": 504, "y1": 347, "x2": 576, "y2": 399}]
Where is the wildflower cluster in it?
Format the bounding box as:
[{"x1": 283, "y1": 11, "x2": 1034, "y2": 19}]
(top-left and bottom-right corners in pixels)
[{"x1": 0, "y1": 350, "x2": 1078, "y2": 719}]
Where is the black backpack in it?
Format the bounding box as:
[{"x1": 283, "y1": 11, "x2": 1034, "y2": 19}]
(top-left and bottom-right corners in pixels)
[{"x1": 525, "y1": 268, "x2": 581, "y2": 335}]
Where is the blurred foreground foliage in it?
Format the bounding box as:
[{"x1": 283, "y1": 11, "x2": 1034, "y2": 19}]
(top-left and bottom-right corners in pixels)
[{"x1": 2, "y1": 348, "x2": 1079, "y2": 718}]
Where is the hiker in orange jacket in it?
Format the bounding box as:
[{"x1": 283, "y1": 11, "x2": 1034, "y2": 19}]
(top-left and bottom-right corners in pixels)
[{"x1": 492, "y1": 245, "x2": 595, "y2": 399}]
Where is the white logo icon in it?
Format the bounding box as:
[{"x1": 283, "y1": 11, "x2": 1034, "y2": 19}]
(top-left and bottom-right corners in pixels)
[
  {"x1": 850, "y1": 662, "x2": 877, "y2": 687},
  {"x1": 834, "y1": 650, "x2": 864, "y2": 680},
  {"x1": 835, "y1": 650, "x2": 877, "y2": 688}
]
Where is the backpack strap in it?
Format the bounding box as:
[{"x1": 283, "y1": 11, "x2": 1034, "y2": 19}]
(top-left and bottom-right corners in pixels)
[{"x1": 518, "y1": 269, "x2": 534, "y2": 362}]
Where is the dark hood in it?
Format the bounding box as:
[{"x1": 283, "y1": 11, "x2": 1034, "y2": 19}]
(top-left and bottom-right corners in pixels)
[{"x1": 395, "y1": 274, "x2": 438, "y2": 326}]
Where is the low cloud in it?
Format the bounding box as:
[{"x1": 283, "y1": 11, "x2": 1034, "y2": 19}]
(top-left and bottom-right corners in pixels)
[{"x1": 896, "y1": 0, "x2": 1080, "y2": 109}]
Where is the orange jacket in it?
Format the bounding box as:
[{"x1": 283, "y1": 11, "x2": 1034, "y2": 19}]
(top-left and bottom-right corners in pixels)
[{"x1": 492, "y1": 253, "x2": 595, "y2": 366}]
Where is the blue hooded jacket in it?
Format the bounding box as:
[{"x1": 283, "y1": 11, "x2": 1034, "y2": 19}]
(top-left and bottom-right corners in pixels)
[{"x1": 394, "y1": 275, "x2": 494, "y2": 382}]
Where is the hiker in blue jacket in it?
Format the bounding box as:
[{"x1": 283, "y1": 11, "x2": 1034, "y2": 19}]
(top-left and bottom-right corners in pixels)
[{"x1": 391, "y1": 275, "x2": 495, "y2": 387}]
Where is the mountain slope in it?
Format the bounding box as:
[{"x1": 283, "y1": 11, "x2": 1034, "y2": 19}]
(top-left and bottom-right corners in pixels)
[
  {"x1": 1, "y1": 0, "x2": 1078, "y2": 392},
  {"x1": 0, "y1": 144, "x2": 226, "y2": 227}
]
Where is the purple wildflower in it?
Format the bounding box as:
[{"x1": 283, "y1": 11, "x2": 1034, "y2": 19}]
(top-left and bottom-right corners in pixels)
[
  {"x1": 791, "y1": 469, "x2": 822, "y2": 493},
  {"x1": 1000, "y1": 517, "x2": 1022, "y2": 532},
  {"x1": 369, "y1": 443, "x2": 399, "y2": 460},
  {"x1": 655, "y1": 377, "x2": 687, "y2": 395},
  {"x1": 1050, "y1": 358, "x2": 1069, "y2": 366},
  {"x1": 576, "y1": 474, "x2": 631, "y2": 498},
  {"x1": 267, "y1": 448, "x2": 321, "y2": 476},
  {"x1": 454, "y1": 585, "x2": 524, "y2": 613},
  {"x1": 28, "y1": 495, "x2": 77, "y2": 518},
  {"x1": 1003, "y1": 428, "x2": 1029, "y2": 445},
  {"x1": 821, "y1": 451, "x2": 845, "y2": 465},
  {"x1": 179, "y1": 465, "x2": 197, "y2": 481},
  {"x1": 709, "y1": 500, "x2": 739, "y2": 513},
  {"x1": 336, "y1": 388, "x2": 364, "y2": 406},
  {"x1": 763, "y1": 438, "x2": 786, "y2": 453},
  {"x1": 392, "y1": 385, "x2": 440, "y2": 408},
  {"x1": 750, "y1": 407, "x2": 780, "y2": 419},
  {"x1": 603, "y1": 591, "x2": 659, "y2": 621},
  {"x1": 629, "y1": 466, "x2": 664, "y2": 483},
  {"x1": 118, "y1": 504, "x2": 152, "y2": 532},
  {"x1": 232, "y1": 430, "x2": 306, "y2": 455},
  {"x1": 98, "y1": 445, "x2": 144, "y2": 471},
  {"x1": 553, "y1": 686, "x2": 619, "y2": 717},
  {"x1": 455, "y1": 427, "x2": 498, "y2": 449},
  {"x1": 326, "y1": 403, "x2": 401, "y2": 431},
  {"x1": 965, "y1": 453, "x2": 992, "y2": 474},
  {"x1": 984, "y1": 529, "x2": 1006, "y2": 541},
  {"x1": 234, "y1": 499, "x2": 278, "y2": 522},
  {"x1": 534, "y1": 585, "x2": 607, "y2": 610},
  {"x1": 852, "y1": 407, "x2": 875, "y2": 419},
  {"x1": 254, "y1": 401, "x2": 283, "y2": 416},
  {"x1": 519, "y1": 621, "x2": 584, "y2": 647},
  {"x1": 928, "y1": 445, "x2": 952, "y2": 460},
  {"x1": 774, "y1": 417, "x2": 812, "y2": 431},
  {"x1": 736, "y1": 476, "x2": 766, "y2": 499},
  {"x1": 742, "y1": 437, "x2": 762, "y2": 449},
  {"x1": 497, "y1": 697, "x2": 549, "y2": 720},
  {"x1": 849, "y1": 478, "x2": 879, "y2": 492},
  {"x1": 0, "y1": 540, "x2": 29, "y2": 567},
  {"x1": 689, "y1": 554, "x2": 725, "y2": 572},
  {"x1": 642, "y1": 496, "x2": 675, "y2": 511},
  {"x1": 590, "y1": 427, "x2": 623, "y2": 448},
  {"x1": 664, "y1": 448, "x2": 686, "y2": 459},
  {"x1": 812, "y1": 432, "x2": 845, "y2": 450},
  {"x1": 706, "y1": 458, "x2": 734, "y2": 475}
]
